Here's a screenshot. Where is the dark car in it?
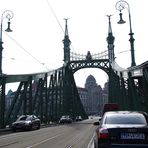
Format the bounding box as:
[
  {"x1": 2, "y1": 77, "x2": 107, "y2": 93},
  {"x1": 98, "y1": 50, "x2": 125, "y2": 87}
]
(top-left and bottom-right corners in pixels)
[
  {"x1": 11, "y1": 115, "x2": 41, "y2": 131},
  {"x1": 102, "y1": 103, "x2": 119, "y2": 115},
  {"x1": 94, "y1": 111, "x2": 148, "y2": 148},
  {"x1": 59, "y1": 115, "x2": 72, "y2": 124}
]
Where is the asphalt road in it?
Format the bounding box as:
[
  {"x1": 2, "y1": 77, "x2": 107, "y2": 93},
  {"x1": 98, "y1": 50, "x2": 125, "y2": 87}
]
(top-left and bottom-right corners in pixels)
[{"x1": 0, "y1": 117, "x2": 98, "y2": 148}]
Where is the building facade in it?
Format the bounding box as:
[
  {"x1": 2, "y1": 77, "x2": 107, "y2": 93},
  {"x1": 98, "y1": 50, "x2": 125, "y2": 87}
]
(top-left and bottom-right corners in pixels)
[{"x1": 78, "y1": 75, "x2": 108, "y2": 115}]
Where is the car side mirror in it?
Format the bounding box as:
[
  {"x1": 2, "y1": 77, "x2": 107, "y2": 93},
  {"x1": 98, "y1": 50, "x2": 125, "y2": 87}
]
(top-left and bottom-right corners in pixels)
[{"x1": 93, "y1": 121, "x2": 100, "y2": 126}]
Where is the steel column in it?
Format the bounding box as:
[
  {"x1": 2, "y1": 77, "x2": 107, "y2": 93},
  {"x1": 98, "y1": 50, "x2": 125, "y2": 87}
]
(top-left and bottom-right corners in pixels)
[{"x1": 0, "y1": 76, "x2": 6, "y2": 128}]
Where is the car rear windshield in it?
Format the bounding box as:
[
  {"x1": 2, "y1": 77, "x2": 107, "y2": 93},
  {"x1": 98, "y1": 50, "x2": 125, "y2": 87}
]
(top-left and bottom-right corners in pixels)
[{"x1": 104, "y1": 114, "x2": 147, "y2": 124}]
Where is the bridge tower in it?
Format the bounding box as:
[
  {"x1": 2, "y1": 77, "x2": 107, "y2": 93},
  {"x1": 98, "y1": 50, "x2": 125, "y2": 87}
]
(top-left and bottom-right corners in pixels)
[
  {"x1": 106, "y1": 15, "x2": 115, "y2": 63},
  {"x1": 63, "y1": 19, "x2": 71, "y2": 63}
]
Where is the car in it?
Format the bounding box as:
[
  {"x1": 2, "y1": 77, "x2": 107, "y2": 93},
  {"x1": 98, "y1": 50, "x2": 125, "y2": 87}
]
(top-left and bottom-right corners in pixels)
[
  {"x1": 93, "y1": 111, "x2": 148, "y2": 148},
  {"x1": 75, "y1": 116, "x2": 82, "y2": 121},
  {"x1": 59, "y1": 115, "x2": 72, "y2": 124},
  {"x1": 102, "y1": 103, "x2": 119, "y2": 115},
  {"x1": 11, "y1": 115, "x2": 41, "y2": 131}
]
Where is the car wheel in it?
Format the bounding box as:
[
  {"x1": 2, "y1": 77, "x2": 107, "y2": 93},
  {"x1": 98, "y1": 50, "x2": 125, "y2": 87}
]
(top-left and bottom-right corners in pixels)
[
  {"x1": 29, "y1": 124, "x2": 33, "y2": 130},
  {"x1": 37, "y1": 124, "x2": 40, "y2": 129},
  {"x1": 12, "y1": 128, "x2": 16, "y2": 132}
]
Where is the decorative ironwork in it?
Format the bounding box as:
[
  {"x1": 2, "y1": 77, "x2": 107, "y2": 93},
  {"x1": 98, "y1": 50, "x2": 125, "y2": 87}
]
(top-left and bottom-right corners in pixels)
[
  {"x1": 70, "y1": 50, "x2": 108, "y2": 61},
  {"x1": 68, "y1": 59, "x2": 110, "y2": 74}
]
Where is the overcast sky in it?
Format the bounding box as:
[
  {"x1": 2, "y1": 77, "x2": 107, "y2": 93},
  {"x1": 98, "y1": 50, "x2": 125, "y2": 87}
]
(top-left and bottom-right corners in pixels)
[{"x1": 1, "y1": 0, "x2": 148, "y2": 91}]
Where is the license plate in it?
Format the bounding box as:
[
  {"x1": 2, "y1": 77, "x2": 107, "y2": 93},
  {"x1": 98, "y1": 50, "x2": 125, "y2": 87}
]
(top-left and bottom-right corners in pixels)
[{"x1": 120, "y1": 133, "x2": 145, "y2": 140}]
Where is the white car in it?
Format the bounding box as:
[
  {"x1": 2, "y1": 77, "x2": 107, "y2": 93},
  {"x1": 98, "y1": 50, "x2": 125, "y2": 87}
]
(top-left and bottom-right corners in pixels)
[
  {"x1": 59, "y1": 115, "x2": 72, "y2": 124},
  {"x1": 75, "y1": 116, "x2": 82, "y2": 121}
]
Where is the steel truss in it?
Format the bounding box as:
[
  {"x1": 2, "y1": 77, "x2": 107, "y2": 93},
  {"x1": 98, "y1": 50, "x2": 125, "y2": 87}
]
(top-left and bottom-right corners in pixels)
[
  {"x1": 0, "y1": 60, "x2": 148, "y2": 128},
  {"x1": 0, "y1": 66, "x2": 88, "y2": 128}
]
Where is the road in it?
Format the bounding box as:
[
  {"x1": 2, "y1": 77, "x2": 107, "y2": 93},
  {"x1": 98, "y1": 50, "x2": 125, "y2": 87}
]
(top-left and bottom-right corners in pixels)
[{"x1": 0, "y1": 117, "x2": 98, "y2": 148}]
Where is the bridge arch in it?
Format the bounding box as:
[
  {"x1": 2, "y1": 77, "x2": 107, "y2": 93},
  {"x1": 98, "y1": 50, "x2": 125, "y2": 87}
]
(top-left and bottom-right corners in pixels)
[
  {"x1": 68, "y1": 59, "x2": 111, "y2": 77},
  {"x1": 73, "y1": 67, "x2": 109, "y2": 88},
  {"x1": 66, "y1": 59, "x2": 120, "y2": 105}
]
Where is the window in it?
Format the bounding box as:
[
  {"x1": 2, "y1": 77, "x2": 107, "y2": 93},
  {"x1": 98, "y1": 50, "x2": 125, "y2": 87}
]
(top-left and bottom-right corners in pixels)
[{"x1": 104, "y1": 113, "x2": 147, "y2": 125}]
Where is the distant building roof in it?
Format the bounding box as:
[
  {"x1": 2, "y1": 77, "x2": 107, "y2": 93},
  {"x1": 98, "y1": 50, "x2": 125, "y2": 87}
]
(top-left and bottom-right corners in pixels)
[
  {"x1": 7, "y1": 89, "x2": 13, "y2": 96},
  {"x1": 85, "y1": 75, "x2": 96, "y2": 84}
]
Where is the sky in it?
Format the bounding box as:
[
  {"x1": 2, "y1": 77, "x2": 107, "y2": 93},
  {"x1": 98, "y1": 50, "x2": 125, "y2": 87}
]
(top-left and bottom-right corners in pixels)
[{"x1": 1, "y1": 0, "x2": 148, "y2": 92}]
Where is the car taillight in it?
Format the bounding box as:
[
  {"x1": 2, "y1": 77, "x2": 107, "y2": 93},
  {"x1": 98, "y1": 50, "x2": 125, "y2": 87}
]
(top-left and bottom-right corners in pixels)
[{"x1": 97, "y1": 128, "x2": 109, "y2": 139}]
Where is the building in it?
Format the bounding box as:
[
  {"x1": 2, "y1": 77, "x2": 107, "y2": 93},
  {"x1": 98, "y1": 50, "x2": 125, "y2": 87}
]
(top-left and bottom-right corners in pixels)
[
  {"x1": 6, "y1": 76, "x2": 108, "y2": 116},
  {"x1": 77, "y1": 75, "x2": 109, "y2": 115},
  {"x1": 77, "y1": 75, "x2": 105, "y2": 115},
  {"x1": 5, "y1": 89, "x2": 15, "y2": 111},
  {"x1": 102, "y1": 82, "x2": 109, "y2": 105},
  {"x1": 77, "y1": 87, "x2": 89, "y2": 113}
]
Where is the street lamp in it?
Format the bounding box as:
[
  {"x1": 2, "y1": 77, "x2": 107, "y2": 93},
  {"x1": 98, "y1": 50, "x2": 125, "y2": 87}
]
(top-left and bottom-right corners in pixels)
[
  {"x1": 115, "y1": 0, "x2": 136, "y2": 67},
  {"x1": 0, "y1": 10, "x2": 14, "y2": 74}
]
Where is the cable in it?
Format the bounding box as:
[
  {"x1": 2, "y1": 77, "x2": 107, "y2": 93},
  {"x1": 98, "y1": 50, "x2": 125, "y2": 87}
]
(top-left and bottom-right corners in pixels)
[
  {"x1": 4, "y1": 31, "x2": 50, "y2": 71},
  {"x1": 45, "y1": 0, "x2": 76, "y2": 52},
  {"x1": 116, "y1": 50, "x2": 130, "y2": 54},
  {"x1": 46, "y1": 0, "x2": 64, "y2": 33}
]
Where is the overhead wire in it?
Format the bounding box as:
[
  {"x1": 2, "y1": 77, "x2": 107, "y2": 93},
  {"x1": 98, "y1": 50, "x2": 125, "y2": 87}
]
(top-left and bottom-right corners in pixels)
[
  {"x1": 116, "y1": 50, "x2": 130, "y2": 54},
  {"x1": 4, "y1": 31, "x2": 50, "y2": 71},
  {"x1": 45, "y1": 0, "x2": 64, "y2": 33},
  {"x1": 1, "y1": 2, "x2": 64, "y2": 72},
  {"x1": 3, "y1": 0, "x2": 127, "y2": 74},
  {"x1": 45, "y1": 0, "x2": 75, "y2": 51},
  {"x1": 3, "y1": 0, "x2": 68, "y2": 73}
]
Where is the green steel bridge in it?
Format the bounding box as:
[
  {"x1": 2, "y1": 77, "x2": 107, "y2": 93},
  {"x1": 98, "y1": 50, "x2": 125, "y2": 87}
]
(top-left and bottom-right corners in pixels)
[{"x1": 0, "y1": 17, "x2": 148, "y2": 129}]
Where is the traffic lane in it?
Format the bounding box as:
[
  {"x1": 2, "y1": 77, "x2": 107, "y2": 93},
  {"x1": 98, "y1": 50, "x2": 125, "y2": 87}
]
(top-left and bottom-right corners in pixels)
[
  {"x1": 0, "y1": 125, "x2": 68, "y2": 148},
  {"x1": 0, "y1": 124, "x2": 95, "y2": 148},
  {"x1": 0, "y1": 119, "x2": 98, "y2": 148},
  {"x1": 25, "y1": 122, "x2": 97, "y2": 148}
]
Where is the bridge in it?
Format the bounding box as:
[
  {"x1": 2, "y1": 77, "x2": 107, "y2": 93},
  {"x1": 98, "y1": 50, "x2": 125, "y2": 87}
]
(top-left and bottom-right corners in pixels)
[{"x1": 0, "y1": 16, "x2": 148, "y2": 129}]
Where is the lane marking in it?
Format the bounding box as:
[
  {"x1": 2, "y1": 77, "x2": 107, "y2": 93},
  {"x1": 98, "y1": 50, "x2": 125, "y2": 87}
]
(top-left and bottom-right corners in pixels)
[
  {"x1": 87, "y1": 133, "x2": 95, "y2": 148},
  {"x1": 65, "y1": 135, "x2": 80, "y2": 148},
  {"x1": 26, "y1": 134, "x2": 62, "y2": 148}
]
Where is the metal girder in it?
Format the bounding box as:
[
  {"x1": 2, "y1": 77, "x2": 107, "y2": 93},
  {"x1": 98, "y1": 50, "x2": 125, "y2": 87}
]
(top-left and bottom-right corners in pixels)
[
  {"x1": 120, "y1": 75, "x2": 128, "y2": 110},
  {"x1": 48, "y1": 69, "x2": 64, "y2": 122},
  {"x1": 5, "y1": 82, "x2": 24, "y2": 125},
  {"x1": 62, "y1": 66, "x2": 88, "y2": 119},
  {"x1": 68, "y1": 59, "x2": 110, "y2": 74},
  {"x1": 0, "y1": 77, "x2": 6, "y2": 128},
  {"x1": 108, "y1": 69, "x2": 121, "y2": 104},
  {"x1": 127, "y1": 72, "x2": 140, "y2": 111},
  {"x1": 137, "y1": 77, "x2": 148, "y2": 112},
  {"x1": 3, "y1": 71, "x2": 55, "y2": 83},
  {"x1": 1, "y1": 57, "x2": 148, "y2": 129},
  {"x1": 143, "y1": 68, "x2": 148, "y2": 83}
]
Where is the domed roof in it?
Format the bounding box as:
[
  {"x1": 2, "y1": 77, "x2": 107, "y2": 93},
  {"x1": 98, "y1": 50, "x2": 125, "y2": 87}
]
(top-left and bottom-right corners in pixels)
[{"x1": 86, "y1": 75, "x2": 96, "y2": 84}]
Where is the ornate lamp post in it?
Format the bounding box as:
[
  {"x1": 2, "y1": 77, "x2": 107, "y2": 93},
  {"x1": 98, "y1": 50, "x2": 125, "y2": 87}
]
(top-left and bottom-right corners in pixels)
[
  {"x1": 0, "y1": 10, "x2": 14, "y2": 74},
  {"x1": 115, "y1": 0, "x2": 136, "y2": 67}
]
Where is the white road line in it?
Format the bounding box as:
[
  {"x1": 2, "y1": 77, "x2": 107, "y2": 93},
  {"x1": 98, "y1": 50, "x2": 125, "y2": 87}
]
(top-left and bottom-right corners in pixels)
[
  {"x1": 65, "y1": 135, "x2": 81, "y2": 148},
  {"x1": 26, "y1": 134, "x2": 62, "y2": 148},
  {"x1": 87, "y1": 133, "x2": 95, "y2": 148}
]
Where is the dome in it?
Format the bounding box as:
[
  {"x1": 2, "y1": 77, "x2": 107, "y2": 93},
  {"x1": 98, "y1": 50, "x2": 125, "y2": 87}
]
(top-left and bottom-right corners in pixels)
[{"x1": 85, "y1": 75, "x2": 96, "y2": 84}]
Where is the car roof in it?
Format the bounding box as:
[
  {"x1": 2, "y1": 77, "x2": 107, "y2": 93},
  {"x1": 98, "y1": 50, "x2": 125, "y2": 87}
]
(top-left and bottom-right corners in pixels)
[
  {"x1": 104, "y1": 111, "x2": 147, "y2": 115},
  {"x1": 18, "y1": 115, "x2": 37, "y2": 118},
  {"x1": 19, "y1": 115, "x2": 29, "y2": 117}
]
